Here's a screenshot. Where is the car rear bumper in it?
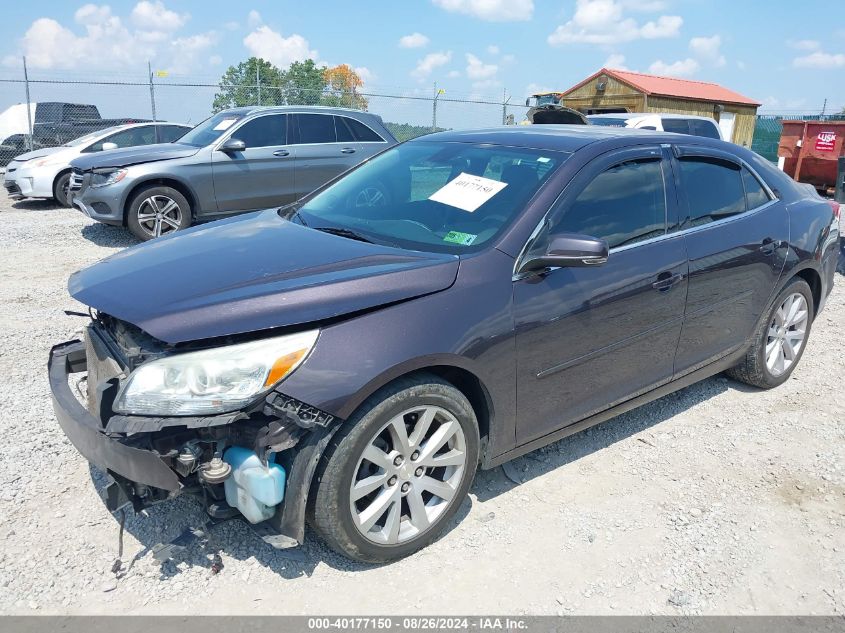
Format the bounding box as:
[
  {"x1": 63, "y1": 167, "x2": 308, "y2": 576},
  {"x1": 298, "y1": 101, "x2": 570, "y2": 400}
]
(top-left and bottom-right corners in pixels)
[{"x1": 48, "y1": 339, "x2": 181, "y2": 492}]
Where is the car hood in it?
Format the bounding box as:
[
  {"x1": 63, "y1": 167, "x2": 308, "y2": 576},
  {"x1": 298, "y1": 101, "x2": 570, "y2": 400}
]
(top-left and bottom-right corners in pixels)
[
  {"x1": 70, "y1": 143, "x2": 200, "y2": 171},
  {"x1": 10, "y1": 146, "x2": 67, "y2": 163},
  {"x1": 69, "y1": 210, "x2": 460, "y2": 344}
]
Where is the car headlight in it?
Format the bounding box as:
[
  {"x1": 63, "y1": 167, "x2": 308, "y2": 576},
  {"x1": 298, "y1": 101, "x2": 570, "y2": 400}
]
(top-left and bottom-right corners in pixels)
[
  {"x1": 90, "y1": 168, "x2": 128, "y2": 188},
  {"x1": 113, "y1": 330, "x2": 319, "y2": 416}
]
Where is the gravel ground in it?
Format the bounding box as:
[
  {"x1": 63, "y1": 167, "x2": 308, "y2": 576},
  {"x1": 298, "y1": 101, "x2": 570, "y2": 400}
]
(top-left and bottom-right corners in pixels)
[{"x1": 0, "y1": 196, "x2": 843, "y2": 616}]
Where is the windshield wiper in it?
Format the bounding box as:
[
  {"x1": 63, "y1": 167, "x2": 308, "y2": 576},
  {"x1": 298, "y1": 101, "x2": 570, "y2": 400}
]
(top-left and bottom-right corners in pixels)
[{"x1": 313, "y1": 226, "x2": 375, "y2": 244}]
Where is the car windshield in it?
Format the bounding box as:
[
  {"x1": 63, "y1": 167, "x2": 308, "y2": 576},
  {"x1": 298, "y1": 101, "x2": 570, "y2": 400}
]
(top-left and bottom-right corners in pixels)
[
  {"x1": 176, "y1": 112, "x2": 248, "y2": 147},
  {"x1": 588, "y1": 117, "x2": 630, "y2": 127},
  {"x1": 63, "y1": 126, "x2": 127, "y2": 147},
  {"x1": 284, "y1": 141, "x2": 568, "y2": 254}
]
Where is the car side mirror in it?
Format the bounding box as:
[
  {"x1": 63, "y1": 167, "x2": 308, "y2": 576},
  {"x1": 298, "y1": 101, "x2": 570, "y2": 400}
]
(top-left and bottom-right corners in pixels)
[
  {"x1": 518, "y1": 233, "x2": 609, "y2": 274},
  {"x1": 219, "y1": 137, "x2": 246, "y2": 153},
  {"x1": 101, "y1": 142, "x2": 118, "y2": 151}
]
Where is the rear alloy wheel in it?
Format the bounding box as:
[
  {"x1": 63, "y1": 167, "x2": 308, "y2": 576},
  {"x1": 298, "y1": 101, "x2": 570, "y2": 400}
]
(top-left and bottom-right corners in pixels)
[
  {"x1": 53, "y1": 172, "x2": 72, "y2": 207},
  {"x1": 126, "y1": 186, "x2": 191, "y2": 241},
  {"x1": 727, "y1": 278, "x2": 814, "y2": 388},
  {"x1": 310, "y1": 376, "x2": 479, "y2": 563}
]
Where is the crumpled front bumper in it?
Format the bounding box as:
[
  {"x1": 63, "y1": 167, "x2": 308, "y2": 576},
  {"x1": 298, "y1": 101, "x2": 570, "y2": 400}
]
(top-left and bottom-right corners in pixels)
[{"x1": 48, "y1": 340, "x2": 181, "y2": 492}]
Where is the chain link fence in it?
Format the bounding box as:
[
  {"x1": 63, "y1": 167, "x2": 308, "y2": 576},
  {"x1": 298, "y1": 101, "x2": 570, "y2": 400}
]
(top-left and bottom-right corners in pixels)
[
  {"x1": 2, "y1": 66, "x2": 843, "y2": 168},
  {"x1": 0, "y1": 69, "x2": 529, "y2": 166}
]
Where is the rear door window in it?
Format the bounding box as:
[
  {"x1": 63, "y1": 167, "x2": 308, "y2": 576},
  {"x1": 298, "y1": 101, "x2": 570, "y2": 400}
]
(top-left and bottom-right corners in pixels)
[
  {"x1": 742, "y1": 167, "x2": 771, "y2": 210},
  {"x1": 662, "y1": 118, "x2": 692, "y2": 135},
  {"x1": 295, "y1": 114, "x2": 337, "y2": 144},
  {"x1": 344, "y1": 117, "x2": 385, "y2": 142},
  {"x1": 678, "y1": 157, "x2": 746, "y2": 226},
  {"x1": 689, "y1": 119, "x2": 721, "y2": 139},
  {"x1": 553, "y1": 158, "x2": 667, "y2": 249},
  {"x1": 231, "y1": 114, "x2": 287, "y2": 148}
]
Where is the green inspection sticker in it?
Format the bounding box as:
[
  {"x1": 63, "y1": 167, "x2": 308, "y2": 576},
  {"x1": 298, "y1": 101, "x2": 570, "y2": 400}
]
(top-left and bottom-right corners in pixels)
[{"x1": 443, "y1": 231, "x2": 477, "y2": 246}]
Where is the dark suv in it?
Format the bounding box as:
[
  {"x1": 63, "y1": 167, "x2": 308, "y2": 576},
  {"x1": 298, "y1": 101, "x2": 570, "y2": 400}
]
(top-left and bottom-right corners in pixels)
[{"x1": 49, "y1": 126, "x2": 840, "y2": 563}]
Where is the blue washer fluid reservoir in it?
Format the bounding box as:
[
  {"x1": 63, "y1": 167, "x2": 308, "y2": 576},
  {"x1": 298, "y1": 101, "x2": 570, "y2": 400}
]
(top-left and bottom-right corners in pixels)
[{"x1": 222, "y1": 446, "x2": 286, "y2": 524}]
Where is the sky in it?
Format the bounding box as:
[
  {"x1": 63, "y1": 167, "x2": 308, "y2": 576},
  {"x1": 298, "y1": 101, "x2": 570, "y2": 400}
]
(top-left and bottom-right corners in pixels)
[{"x1": 0, "y1": 0, "x2": 843, "y2": 128}]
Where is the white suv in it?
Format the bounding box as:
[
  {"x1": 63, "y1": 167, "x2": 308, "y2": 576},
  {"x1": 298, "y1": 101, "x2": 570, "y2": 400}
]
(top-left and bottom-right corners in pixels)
[{"x1": 588, "y1": 113, "x2": 723, "y2": 140}]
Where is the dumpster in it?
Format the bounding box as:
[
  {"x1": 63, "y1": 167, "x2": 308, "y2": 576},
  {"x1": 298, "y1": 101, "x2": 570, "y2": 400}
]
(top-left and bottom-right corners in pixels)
[{"x1": 778, "y1": 120, "x2": 845, "y2": 196}]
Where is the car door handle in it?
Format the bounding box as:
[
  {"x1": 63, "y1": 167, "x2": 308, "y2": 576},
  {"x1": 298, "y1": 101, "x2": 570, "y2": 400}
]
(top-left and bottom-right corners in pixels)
[
  {"x1": 652, "y1": 272, "x2": 684, "y2": 292},
  {"x1": 759, "y1": 237, "x2": 779, "y2": 255},
  {"x1": 340, "y1": 147, "x2": 356, "y2": 154},
  {"x1": 273, "y1": 150, "x2": 290, "y2": 157}
]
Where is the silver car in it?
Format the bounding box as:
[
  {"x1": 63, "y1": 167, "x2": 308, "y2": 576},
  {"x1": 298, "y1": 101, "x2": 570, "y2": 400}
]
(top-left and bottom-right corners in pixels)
[
  {"x1": 3, "y1": 122, "x2": 190, "y2": 207},
  {"x1": 69, "y1": 106, "x2": 397, "y2": 240}
]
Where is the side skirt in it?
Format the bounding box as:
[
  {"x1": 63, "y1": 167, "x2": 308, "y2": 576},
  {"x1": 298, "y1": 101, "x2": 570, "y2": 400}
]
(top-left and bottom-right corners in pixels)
[{"x1": 483, "y1": 345, "x2": 748, "y2": 469}]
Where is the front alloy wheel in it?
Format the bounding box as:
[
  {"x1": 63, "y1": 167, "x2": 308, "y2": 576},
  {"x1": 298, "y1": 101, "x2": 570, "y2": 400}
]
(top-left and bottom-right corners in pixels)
[
  {"x1": 350, "y1": 405, "x2": 467, "y2": 545},
  {"x1": 310, "y1": 375, "x2": 479, "y2": 563},
  {"x1": 126, "y1": 185, "x2": 191, "y2": 241}
]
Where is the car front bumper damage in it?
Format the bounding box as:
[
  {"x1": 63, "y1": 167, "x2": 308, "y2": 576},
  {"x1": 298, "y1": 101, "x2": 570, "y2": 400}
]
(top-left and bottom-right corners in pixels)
[{"x1": 48, "y1": 331, "x2": 342, "y2": 549}]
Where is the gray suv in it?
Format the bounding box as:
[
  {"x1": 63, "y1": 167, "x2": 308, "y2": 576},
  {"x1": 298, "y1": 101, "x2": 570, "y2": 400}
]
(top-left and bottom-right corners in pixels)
[{"x1": 69, "y1": 106, "x2": 397, "y2": 240}]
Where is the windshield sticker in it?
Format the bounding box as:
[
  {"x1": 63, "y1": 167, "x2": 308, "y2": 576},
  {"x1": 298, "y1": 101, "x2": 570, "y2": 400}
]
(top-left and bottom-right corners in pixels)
[
  {"x1": 213, "y1": 118, "x2": 238, "y2": 131},
  {"x1": 537, "y1": 157, "x2": 551, "y2": 163},
  {"x1": 428, "y1": 172, "x2": 508, "y2": 212},
  {"x1": 443, "y1": 231, "x2": 478, "y2": 246}
]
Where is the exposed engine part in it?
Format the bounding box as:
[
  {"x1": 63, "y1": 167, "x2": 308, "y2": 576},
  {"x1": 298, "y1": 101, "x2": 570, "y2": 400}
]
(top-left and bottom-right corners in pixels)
[
  {"x1": 264, "y1": 392, "x2": 335, "y2": 429},
  {"x1": 174, "y1": 441, "x2": 202, "y2": 477},
  {"x1": 254, "y1": 420, "x2": 306, "y2": 464},
  {"x1": 199, "y1": 456, "x2": 231, "y2": 484}
]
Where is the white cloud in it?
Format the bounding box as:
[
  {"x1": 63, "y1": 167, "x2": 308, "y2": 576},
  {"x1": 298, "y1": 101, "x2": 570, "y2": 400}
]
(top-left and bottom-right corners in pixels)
[
  {"x1": 399, "y1": 32, "x2": 430, "y2": 48},
  {"x1": 243, "y1": 26, "x2": 318, "y2": 68},
  {"x1": 471, "y1": 78, "x2": 501, "y2": 93},
  {"x1": 792, "y1": 50, "x2": 845, "y2": 68},
  {"x1": 648, "y1": 57, "x2": 699, "y2": 76},
  {"x1": 130, "y1": 1, "x2": 187, "y2": 31},
  {"x1": 247, "y1": 10, "x2": 262, "y2": 28},
  {"x1": 447, "y1": 69, "x2": 461, "y2": 78},
  {"x1": 603, "y1": 52, "x2": 628, "y2": 69},
  {"x1": 689, "y1": 34, "x2": 725, "y2": 67},
  {"x1": 487, "y1": 44, "x2": 500, "y2": 55},
  {"x1": 501, "y1": 53, "x2": 515, "y2": 64},
  {"x1": 354, "y1": 66, "x2": 376, "y2": 85},
  {"x1": 223, "y1": 21, "x2": 240, "y2": 31},
  {"x1": 788, "y1": 39, "x2": 820, "y2": 51},
  {"x1": 465, "y1": 53, "x2": 498, "y2": 80},
  {"x1": 620, "y1": 0, "x2": 667, "y2": 10},
  {"x1": 411, "y1": 50, "x2": 452, "y2": 80},
  {"x1": 209, "y1": 54, "x2": 222, "y2": 65},
  {"x1": 548, "y1": 0, "x2": 682, "y2": 46},
  {"x1": 3, "y1": 2, "x2": 214, "y2": 72},
  {"x1": 432, "y1": 0, "x2": 534, "y2": 22},
  {"x1": 525, "y1": 82, "x2": 552, "y2": 97}
]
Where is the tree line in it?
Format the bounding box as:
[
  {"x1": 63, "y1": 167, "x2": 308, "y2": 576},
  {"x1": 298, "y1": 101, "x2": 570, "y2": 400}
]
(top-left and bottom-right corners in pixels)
[{"x1": 213, "y1": 57, "x2": 368, "y2": 112}]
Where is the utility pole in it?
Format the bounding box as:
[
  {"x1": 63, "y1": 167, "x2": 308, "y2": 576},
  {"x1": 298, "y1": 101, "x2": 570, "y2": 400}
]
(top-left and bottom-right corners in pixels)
[
  {"x1": 22, "y1": 57, "x2": 33, "y2": 151},
  {"x1": 502, "y1": 88, "x2": 512, "y2": 125},
  {"x1": 432, "y1": 82, "x2": 438, "y2": 132},
  {"x1": 821, "y1": 98, "x2": 827, "y2": 117},
  {"x1": 147, "y1": 61, "x2": 157, "y2": 123}
]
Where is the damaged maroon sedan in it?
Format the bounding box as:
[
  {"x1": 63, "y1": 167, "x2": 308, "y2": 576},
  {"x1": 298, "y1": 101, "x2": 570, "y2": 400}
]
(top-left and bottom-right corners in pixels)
[{"x1": 50, "y1": 126, "x2": 840, "y2": 563}]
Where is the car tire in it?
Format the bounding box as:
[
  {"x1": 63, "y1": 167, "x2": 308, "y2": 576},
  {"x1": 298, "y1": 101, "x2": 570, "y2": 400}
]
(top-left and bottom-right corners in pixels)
[
  {"x1": 53, "y1": 172, "x2": 72, "y2": 208},
  {"x1": 126, "y1": 185, "x2": 191, "y2": 241},
  {"x1": 727, "y1": 278, "x2": 814, "y2": 389},
  {"x1": 309, "y1": 374, "x2": 479, "y2": 563}
]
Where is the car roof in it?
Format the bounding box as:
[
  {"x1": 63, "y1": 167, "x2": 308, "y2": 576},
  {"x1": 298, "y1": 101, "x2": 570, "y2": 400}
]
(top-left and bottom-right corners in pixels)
[
  {"x1": 588, "y1": 112, "x2": 717, "y2": 122},
  {"x1": 221, "y1": 105, "x2": 380, "y2": 118},
  {"x1": 413, "y1": 125, "x2": 689, "y2": 152}
]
